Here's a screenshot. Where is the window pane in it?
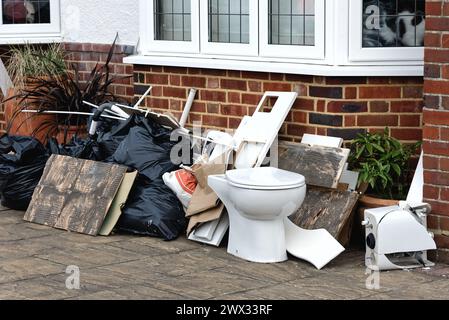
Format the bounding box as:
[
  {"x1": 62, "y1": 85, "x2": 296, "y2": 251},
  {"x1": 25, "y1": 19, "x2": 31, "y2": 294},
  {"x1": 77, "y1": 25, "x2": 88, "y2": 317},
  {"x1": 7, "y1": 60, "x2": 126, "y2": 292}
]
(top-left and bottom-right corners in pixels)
[
  {"x1": 208, "y1": 0, "x2": 249, "y2": 44},
  {"x1": 2, "y1": 0, "x2": 50, "y2": 24},
  {"x1": 362, "y1": 0, "x2": 426, "y2": 47},
  {"x1": 269, "y1": 0, "x2": 315, "y2": 46},
  {"x1": 155, "y1": 0, "x2": 191, "y2": 41}
]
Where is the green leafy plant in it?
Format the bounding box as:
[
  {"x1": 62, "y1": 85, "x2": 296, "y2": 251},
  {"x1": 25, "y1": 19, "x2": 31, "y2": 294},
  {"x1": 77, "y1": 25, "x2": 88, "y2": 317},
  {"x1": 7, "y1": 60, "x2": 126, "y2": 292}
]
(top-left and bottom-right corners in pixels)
[
  {"x1": 5, "y1": 43, "x2": 67, "y2": 89},
  {"x1": 348, "y1": 128, "x2": 421, "y2": 200}
]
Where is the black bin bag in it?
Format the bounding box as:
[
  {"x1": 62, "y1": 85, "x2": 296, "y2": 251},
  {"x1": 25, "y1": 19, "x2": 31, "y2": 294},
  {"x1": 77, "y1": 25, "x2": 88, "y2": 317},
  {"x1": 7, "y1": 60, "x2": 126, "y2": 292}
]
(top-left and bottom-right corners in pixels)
[
  {"x1": 117, "y1": 176, "x2": 187, "y2": 241},
  {"x1": 96, "y1": 116, "x2": 135, "y2": 160},
  {"x1": 0, "y1": 135, "x2": 49, "y2": 210},
  {"x1": 47, "y1": 137, "x2": 101, "y2": 161},
  {"x1": 111, "y1": 116, "x2": 178, "y2": 181}
]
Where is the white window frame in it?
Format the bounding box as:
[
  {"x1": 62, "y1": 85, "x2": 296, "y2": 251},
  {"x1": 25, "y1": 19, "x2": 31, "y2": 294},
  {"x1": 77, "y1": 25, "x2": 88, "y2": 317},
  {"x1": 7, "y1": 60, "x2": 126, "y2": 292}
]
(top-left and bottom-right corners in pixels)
[
  {"x1": 259, "y1": 0, "x2": 325, "y2": 60},
  {"x1": 348, "y1": 0, "x2": 424, "y2": 63},
  {"x1": 141, "y1": 0, "x2": 200, "y2": 54},
  {"x1": 0, "y1": 0, "x2": 61, "y2": 40},
  {"x1": 200, "y1": 0, "x2": 258, "y2": 56}
]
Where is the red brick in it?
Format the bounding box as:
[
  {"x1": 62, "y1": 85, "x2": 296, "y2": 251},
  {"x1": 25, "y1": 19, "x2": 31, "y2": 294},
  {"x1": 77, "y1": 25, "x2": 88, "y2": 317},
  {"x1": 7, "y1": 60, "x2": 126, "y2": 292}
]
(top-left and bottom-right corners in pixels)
[
  {"x1": 133, "y1": 65, "x2": 151, "y2": 72},
  {"x1": 293, "y1": 98, "x2": 315, "y2": 111},
  {"x1": 201, "y1": 69, "x2": 227, "y2": 76},
  {"x1": 188, "y1": 68, "x2": 201, "y2": 75},
  {"x1": 242, "y1": 93, "x2": 261, "y2": 105},
  {"x1": 292, "y1": 111, "x2": 307, "y2": 123},
  {"x1": 391, "y1": 101, "x2": 423, "y2": 113},
  {"x1": 424, "y1": 95, "x2": 441, "y2": 109},
  {"x1": 425, "y1": 33, "x2": 442, "y2": 47},
  {"x1": 440, "y1": 127, "x2": 449, "y2": 140},
  {"x1": 441, "y1": 158, "x2": 449, "y2": 171},
  {"x1": 425, "y1": 49, "x2": 449, "y2": 63},
  {"x1": 326, "y1": 77, "x2": 366, "y2": 85},
  {"x1": 427, "y1": 2, "x2": 443, "y2": 16},
  {"x1": 345, "y1": 87, "x2": 357, "y2": 99},
  {"x1": 248, "y1": 81, "x2": 261, "y2": 92},
  {"x1": 202, "y1": 115, "x2": 228, "y2": 128},
  {"x1": 146, "y1": 97, "x2": 169, "y2": 109},
  {"x1": 285, "y1": 74, "x2": 314, "y2": 83},
  {"x1": 428, "y1": 214, "x2": 440, "y2": 230},
  {"x1": 390, "y1": 128, "x2": 422, "y2": 141},
  {"x1": 423, "y1": 126, "x2": 440, "y2": 140},
  {"x1": 201, "y1": 90, "x2": 226, "y2": 102},
  {"x1": 228, "y1": 117, "x2": 241, "y2": 129},
  {"x1": 426, "y1": 200, "x2": 449, "y2": 217},
  {"x1": 345, "y1": 116, "x2": 356, "y2": 127},
  {"x1": 424, "y1": 141, "x2": 449, "y2": 157},
  {"x1": 425, "y1": 64, "x2": 441, "y2": 79},
  {"x1": 170, "y1": 75, "x2": 181, "y2": 86},
  {"x1": 443, "y1": 34, "x2": 449, "y2": 48},
  {"x1": 435, "y1": 235, "x2": 449, "y2": 248},
  {"x1": 191, "y1": 102, "x2": 206, "y2": 113},
  {"x1": 227, "y1": 70, "x2": 241, "y2": 78},
  {"x1": 424, "y1": 156, "x2": 439, "y2": 170},
  {"x1": 221, "y1": 79, "x2": 247, "y2": 91},
  {"x1": 146, "y1": 74, "x2": 168, "y2": 85},
  {"x1": 403, "y1": 86, "x2": 423, "y2": 98},
  {"x1": 316, "y1": 100, "x2": 325, "y2": 112},
  {"x1": 441, "y1": 216, "x2": 449, "y2": 232},
  {"x1": 222, "y1": 104, "x2": 247, "y2": 117},
  {"x1": 163, "y1": 87, "x2": 187, "y2": 98},
  {"x1": 441, "y1": 188, "x2": 449, "y2": 201},
  {"x1": 241, "y1": 71, "x2": 269, "y2": 80},
  {"x1": 207, "y1": 78, "x2": 220, "y2": 89},
  {"x1": 163, "y1": 66, "x2": 188, "y2": 74},
  {"x1": 207, "y1": 103, "x2": 220, "y2": 114},
  {"x1": 169, "y1": 100, "x2": 182, "y2": 111},
  {"x1": 270, "y1": 73, "x2": 284, "y2": 81},
  {"x1": 426, "y1": 17, "x2": 449, "y2": 32},
  {"x1": 425, "y1": 171, "x2": 449, "y2": 186},
  {"x1": 423, "y1": 109, "x2": 449, "y2": 125},
  {"x1": 367, "y1": 77, "x2": 390, "y2": 85},
  {"x1": 370, "y1": 101, "x2": 389, "y2": 112},
  {"x1": 424, "y1": 185, "x2": 440, "y2": 200},
  {"x1": 400, "y1": 115, "x2": 421, "y2": 127},
  {"x1": 182, "y1": 76, "x2": 206, "y2": 88},
  {"x1": 357, "y1": 115, "x2": 398, "y2": 127},
  {"x1": 359, "y1": 86, "x2": 402, "y2": 99},
  {"x1": 287, "y1": 124, "x2": 308, "y2": 137},
  {"x1": 263, "y1": 82, "x2": 291, "y2": 92},
  {"x1": 228, "y1": 92, "x2": 241, "y2": 103}
]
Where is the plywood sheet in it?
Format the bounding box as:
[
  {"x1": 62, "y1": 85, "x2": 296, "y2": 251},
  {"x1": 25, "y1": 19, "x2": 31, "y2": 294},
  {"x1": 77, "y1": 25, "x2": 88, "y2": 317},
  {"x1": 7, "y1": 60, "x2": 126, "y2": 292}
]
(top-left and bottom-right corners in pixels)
[
  {"x1": 24, "y1": 155, "x2": 128, "y2": 236},
  {"x1": 278, "y1": 141, "x2": 350, "y2": 189}
]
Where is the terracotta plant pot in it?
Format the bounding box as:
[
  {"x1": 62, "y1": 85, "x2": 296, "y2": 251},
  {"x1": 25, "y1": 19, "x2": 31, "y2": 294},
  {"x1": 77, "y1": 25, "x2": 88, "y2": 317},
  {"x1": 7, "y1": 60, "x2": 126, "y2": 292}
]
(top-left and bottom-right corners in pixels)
[
  {"x1": 56, "y1": 125, "x2": 87, "y2": 145},
  {"x1": 4, "y1": 87, "x2": 57, "y2": 144}
]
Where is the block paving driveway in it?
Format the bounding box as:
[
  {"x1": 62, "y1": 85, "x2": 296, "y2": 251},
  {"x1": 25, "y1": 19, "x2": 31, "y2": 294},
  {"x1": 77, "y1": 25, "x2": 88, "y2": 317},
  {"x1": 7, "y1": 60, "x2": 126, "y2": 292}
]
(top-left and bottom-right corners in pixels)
[{"x1": 1, "y1": 208, "x2": 448, "y2": 300}]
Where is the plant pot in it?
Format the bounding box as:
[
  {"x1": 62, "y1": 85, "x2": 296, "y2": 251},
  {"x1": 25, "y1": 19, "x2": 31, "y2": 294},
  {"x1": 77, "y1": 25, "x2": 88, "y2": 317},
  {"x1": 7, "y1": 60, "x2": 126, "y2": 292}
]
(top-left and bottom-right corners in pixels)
[
  {"x1": 4, "y1": 87, "x2": 56, "y2": 145},
  {"x1": 350, "y1": 194, "x2": 400, "y2": 248},
  {"x1": 55, "y1": 124, "x2": 87, "y2": 145}
]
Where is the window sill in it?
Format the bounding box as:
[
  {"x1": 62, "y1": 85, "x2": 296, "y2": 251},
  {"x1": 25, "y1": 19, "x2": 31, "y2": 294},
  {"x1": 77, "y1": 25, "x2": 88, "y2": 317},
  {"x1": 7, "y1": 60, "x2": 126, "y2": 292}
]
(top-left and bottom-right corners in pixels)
[
  {"x1": 0, "y1": 34, "x2": 62, "y2": 45},
  {"x1": 124, "y1": 54, "x2": 424, "y2": 77}
]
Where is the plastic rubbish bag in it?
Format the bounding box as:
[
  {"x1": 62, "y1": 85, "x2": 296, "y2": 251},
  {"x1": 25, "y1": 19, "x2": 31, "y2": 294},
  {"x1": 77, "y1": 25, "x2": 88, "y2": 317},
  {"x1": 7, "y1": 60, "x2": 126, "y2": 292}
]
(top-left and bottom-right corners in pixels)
[
  {"x1": 118, "y1": 176, "x2": 187, "y2": 240},
  {"x1": 162, "y1": 168, "x2": 197, "y2": 209},
  {"x1": 47, "y1": 137, "x2": 101, "y2": 161},
  {"x1": 96, "y1": 117, "x2": 135, "y2": 160},
  {"x1": 112, "y1": 116, "x2": 179, "y2": 181},
  {"x1": 0, "y1": 135, "x2": 48, "y2": 210}
]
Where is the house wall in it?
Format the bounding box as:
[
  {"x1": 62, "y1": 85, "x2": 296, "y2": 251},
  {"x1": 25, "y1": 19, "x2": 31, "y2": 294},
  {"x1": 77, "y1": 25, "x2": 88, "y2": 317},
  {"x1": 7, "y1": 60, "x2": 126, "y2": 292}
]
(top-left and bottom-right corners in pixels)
[
  {"x1": 60, "y1": 0, "x2": 139, "y2": 46},
  {"x1": 133, "y1": 65, "x2": 423, "y2": 144},
  {"x1": 422, "y1": 0, "x2": 449, "y2": 262}
]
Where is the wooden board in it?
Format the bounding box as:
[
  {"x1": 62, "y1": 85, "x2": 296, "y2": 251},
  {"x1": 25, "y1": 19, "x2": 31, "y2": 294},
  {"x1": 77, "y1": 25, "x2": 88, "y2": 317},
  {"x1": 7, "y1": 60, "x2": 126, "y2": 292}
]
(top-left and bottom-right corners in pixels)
[
  {"x1": 278, "y1": 141, "x2": 350, "y2": 189},
  {"x1": 289, "y1": 186, "x2": 359, "y2": 245},
  {"x1": 24, "y1": 155, "x2": 128, "y2": 236}
]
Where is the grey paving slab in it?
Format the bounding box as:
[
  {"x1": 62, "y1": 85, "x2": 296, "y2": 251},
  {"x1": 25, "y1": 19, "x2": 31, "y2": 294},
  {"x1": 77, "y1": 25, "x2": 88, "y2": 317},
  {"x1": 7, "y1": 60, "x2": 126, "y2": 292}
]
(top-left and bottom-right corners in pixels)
[{"x1": 0, "y1": 257, "x2": 64, "y2": 284}]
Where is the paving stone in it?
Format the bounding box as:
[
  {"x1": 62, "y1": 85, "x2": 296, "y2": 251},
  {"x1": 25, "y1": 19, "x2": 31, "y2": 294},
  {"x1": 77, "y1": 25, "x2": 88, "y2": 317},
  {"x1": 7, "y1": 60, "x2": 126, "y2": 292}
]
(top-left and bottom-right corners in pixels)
[
  {"x1": 0, "y1": 238, "x2": 54, "y2": 259},
  {"x1": 127, "y1": 236, "x2": 199, "y2": 254},
  {"x1": 112, "y1": 285, "x2": 189, "y2": 300},
  {"x1": 0, "y1": 257, "x2": 64, "y2": 284},
  {"x1": 68, "y1": 290, "x2": 129, "y2": 300}
]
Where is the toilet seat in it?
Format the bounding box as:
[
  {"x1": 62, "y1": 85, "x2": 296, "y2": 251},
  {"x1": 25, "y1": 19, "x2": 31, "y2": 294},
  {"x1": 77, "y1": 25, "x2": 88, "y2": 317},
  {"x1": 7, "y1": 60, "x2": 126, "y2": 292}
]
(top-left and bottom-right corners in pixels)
[{"x1": 226, "y1": 167, "x2": 305, "y2": 190}]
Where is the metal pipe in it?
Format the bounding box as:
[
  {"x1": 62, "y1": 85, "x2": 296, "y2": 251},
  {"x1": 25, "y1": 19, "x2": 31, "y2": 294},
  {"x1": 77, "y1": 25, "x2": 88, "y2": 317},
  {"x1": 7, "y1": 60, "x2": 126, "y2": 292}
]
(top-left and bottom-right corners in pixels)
[
  {"x1": 179, "y1": 88, "x2": 197, "y2": 128},
  {"x1": 83, "y1": 101, "x2": 129, "y2": 119}
]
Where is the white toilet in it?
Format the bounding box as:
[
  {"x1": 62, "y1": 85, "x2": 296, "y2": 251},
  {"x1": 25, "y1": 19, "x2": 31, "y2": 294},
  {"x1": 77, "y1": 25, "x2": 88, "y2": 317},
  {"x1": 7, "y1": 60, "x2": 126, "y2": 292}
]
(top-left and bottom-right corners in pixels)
[{"x1": 208, "y1": 167, "x2": 306, "y2": 263}]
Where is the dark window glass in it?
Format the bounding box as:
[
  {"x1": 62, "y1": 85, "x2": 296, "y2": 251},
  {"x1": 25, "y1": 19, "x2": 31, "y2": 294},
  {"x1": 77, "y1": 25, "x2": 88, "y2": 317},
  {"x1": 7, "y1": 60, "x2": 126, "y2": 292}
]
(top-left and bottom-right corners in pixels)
[
  {"x1": 2, "y1": 0, "x2": 51, "y2": 25},
  {"x1": 155, "y1": 0, "x2": 191, "y2": 41}
]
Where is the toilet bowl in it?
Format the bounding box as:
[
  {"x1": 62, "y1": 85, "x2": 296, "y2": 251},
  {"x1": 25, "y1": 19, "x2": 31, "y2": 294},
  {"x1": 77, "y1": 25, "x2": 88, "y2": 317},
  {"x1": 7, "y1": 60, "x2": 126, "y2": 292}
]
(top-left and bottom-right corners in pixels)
[{"x1": 208, "y1": 167, "x2": 306, "y2": 263}]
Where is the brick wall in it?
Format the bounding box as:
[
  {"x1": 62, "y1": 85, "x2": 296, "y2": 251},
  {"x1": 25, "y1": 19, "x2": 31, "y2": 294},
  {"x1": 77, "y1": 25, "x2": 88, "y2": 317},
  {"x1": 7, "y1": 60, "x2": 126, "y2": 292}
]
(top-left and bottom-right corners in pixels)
[
  {"x1": 422, "y1": 0, "x2": 449, "y2": 262},
  {"x1": 62, "y1": 42, "x2": 135, "y2": 103},
  {"x1": 134, "y1": 65, "x2": 423, "y2": 144}
]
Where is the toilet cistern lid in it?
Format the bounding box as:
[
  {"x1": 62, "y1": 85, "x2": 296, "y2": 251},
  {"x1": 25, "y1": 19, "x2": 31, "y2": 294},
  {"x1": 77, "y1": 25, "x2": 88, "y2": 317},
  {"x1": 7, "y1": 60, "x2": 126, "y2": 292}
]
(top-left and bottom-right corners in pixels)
[{"x1": 226, "y1": 167, "x2": 305, "y2": 189}]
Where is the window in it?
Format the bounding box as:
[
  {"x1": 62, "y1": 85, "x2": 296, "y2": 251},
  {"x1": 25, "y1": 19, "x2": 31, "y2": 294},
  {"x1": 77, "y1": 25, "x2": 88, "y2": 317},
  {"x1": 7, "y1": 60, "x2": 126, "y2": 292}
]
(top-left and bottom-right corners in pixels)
[
  {"x1": 260, "y1": 0, "x2": 324, "y2": 59},
  {"x1": 142, "y1": 0, "x2": 199, "y2": 53},
  {"x1": 349, "y1": 0, "x2": 425, "y2": 62},
  {"x1": 0, "y1": 0, "x2": 61, "y2": 41},
  {"x1": 129, "y1": 0, "x2": 425, "y2": 76},
  {"x1": 200, "y1": 0, "x2": 258, "y2": 56}
]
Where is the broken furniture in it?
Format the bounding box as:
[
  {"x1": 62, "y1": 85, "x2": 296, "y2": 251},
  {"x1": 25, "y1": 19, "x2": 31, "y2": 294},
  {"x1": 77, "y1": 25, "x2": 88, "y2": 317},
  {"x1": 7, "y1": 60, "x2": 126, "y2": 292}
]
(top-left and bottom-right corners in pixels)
[
  {"x1": 208, "y1": 167, "x2": 306, "y2": 263},
  {"x1": 24, "y1": 155, "x2": 136, "y2": 236}
]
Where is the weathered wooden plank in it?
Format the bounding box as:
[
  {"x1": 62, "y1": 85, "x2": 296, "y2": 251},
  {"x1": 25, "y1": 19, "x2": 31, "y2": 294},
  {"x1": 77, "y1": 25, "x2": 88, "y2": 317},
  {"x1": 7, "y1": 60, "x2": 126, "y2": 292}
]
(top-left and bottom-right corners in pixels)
[
  {"x1": 278, "y1": 141, "x2": 350, "y2": 189},
  {"x1": 289, "y1": 186, "x2": 359, "y2": 245},
  {"x1": 24, "y1": 155, "x2": 128, "y2": 236}
]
